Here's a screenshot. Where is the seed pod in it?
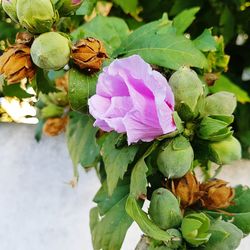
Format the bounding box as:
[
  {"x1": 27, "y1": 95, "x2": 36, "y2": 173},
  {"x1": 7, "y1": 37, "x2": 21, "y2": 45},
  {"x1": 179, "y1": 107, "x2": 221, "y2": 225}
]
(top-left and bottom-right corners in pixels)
[
  {"x1": 202, "y1": 91, "x2": 237, "y2": 116},
  {"x1": 16, "y1": 0, "x2": 56, "y2": 34},
  {"x1": 169, "y1": 66, "x2": 204, "y2": 121},
  {"x1": 157, "y1": 135, "x2": 194, "y2": 178},
  {"x1": 200, "y1": 179, "x2": 235, "y2": 210},
  {"x1": 181, "y1": 213, "x2": 211, "y2": 247},
  {"x1": 0, "y1": 44, "x2": 36, "y2": 84},
  {"x1": 43, "y1": 116, "x2": 68, "y2": 136},
  {"x1": 2, "y1": 0, "x2": 18, "y2": 23},
  {"x1": 54, "y1": 0, "x2": 83, "y2": 16},
  {"x1": 148, "y1": 188, "x2": 182, "y2": 230},
  {"x1": 71, "y1": 38, "x2": 108, "y2": 72},
  {"x1": 209, "y1": 136, "x2": 241, "y2": 165},
  {"x1": 31, "y1": 32, "x2": 71, "y2": 70},
  {"x1": 171, "y1": 172, "x2": 203, "y2": 209}
]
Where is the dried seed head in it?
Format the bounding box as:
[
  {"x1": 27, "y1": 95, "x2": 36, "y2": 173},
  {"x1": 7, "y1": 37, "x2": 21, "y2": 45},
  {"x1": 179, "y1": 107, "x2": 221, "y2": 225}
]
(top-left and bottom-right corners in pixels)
[
  {"x1": 171, "y1": 172, "x2": 203, "y2": 209},
  {"x1": 43, "y1": 116, "x2": 68, "y2": 136},
  {"x1": 71, "y1": 37, "x2": 108, "y2": 72},
  {"x1": 200, "y1": 179, "x2": 235, "y2": 210},
  {"x1": 0, "y1": 43, "x2": 36, "y2": 84}
]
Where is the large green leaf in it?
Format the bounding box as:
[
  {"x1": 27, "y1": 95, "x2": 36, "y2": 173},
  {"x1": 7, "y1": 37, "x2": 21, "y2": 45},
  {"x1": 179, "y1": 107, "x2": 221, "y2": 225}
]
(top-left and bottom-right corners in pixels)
[
  {"x1": 125, "y1": 196, "x2": 174, "y2": 242},
  {"x1": 71, "y1": 16, "x2": 130, "y2": 55},
  {"x1": 210, "y1": 75, "x2": 250, "y2": 104},
  {"x1": 102, "y1": 132, "x2": 138, "y2": 196},
  {"x1": 112, "y1": 0, "x2": 138, "y2": 14},
  {"x1": 66, "y1": 112, "x2": 99, "y2": 177},
  {"x1": 173, "y1": 7, "x2": 200, "y2": 34},
  {"x1": 68, "y1": 68, "x2": 97, "y2": 112},
  {"x1": 90, "y1": 180, "x2": 133, "y2": 250},
  {"x1": 130, "y1": 143, "x2": 159, "y2": 199},
  {"x1": 205, "y1": 185, "x2": 250, "y2": 234},
  {"x1": 193, "y1": 29, "x2": 217, "y2": 52},
  {"x1": 116, "y1": 14, "x2": 207, "y2": 70}
]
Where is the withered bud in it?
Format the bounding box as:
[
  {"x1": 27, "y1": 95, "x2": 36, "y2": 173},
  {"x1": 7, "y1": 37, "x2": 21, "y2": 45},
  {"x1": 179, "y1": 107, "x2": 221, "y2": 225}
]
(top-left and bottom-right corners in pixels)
[
  {"x1": 0, "y1": 44, "x2": 36, "y2": 84},
  {"x1": 204, "y1": 73, "x2": 219, "y2": 86},
  {"x1": 171, "y1": 172, "x2": 203, "y2": 209},
  {"x1": 15, "y1": 32, "x2": 34, "y2": 46},
  {"x1": 43, "y1": 117, "x2": 68, "y2": 137},
  {"x1": 71, "y1": 37, "x2": 108, "y2": 72},
  {"x1": 55, "y1": 73, "x2": 68, "y2": 92},
  {"x1": 200, "y1": 179, "x2": 235, "y2": 210}
]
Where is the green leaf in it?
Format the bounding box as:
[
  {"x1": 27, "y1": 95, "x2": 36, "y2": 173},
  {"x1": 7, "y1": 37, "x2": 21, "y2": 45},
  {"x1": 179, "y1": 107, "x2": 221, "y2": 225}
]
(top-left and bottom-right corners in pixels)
[
  {"x1": 76, "y1": 0, "x2": 97, "y2": 15},
  {"x1": 90, "y1": 180, "x2": 133, "y2": 250},
  {"x1": 2, "y1": 83, "x2": 33, "y2": 99},
  {"x1": 101, "y1": 132, "x2": 138, "y2": 196},
  {"x1": 173, "y1": 7, "x2": 200, "y2": 34},
  {"x1": 71, "y1": 16, "x2": 130, "y2": 55},
  {"x1": 112, "y1": 0, "x2": 138, "y2": 14},
  {"x1": 210, "y1": 75, "x2": 250, "y2": 104},
  {"x1": 206, "y1": 185, "x2": 250, "y2": 234},
  {"x1": 116, "y1": 15, "x2": 207, "y2": 70},
  {"x1": 125, "y1": 196, "x2": 174, "y2": 242},
  {"x1": 130, "y1": 143, "x2": 159, "y2": 199},
  {"x1": 68, "y1": 68, "x2": 97, "y2": 112},
  {"x1": 66, "y1": 112, "x2": 99, "y2": 177},
  {"x1": 193, "y1": 29, "x2": 217, "y2": 52}
]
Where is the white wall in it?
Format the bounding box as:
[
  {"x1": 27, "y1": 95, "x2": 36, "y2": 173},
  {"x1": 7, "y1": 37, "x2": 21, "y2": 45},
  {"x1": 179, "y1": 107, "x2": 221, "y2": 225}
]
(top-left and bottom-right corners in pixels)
[{"x1": 0, "y1": 123, "x2": 249, "y2": 250}]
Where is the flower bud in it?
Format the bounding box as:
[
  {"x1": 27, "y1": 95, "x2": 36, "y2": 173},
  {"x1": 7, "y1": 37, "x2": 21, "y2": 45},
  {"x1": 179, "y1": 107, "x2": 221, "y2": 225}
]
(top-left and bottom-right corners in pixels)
[
  {"x1": 148, "y1": 188, "x2": 182, "y2": 230},
  {"x1": 171, "y1": 172, "x2": 202, "y2": 209},
  {"x1": 16, "y1": 0, "x2": 56, "y2": 34},
  {"x1": 41, "y1": 104, "x2": 64, "y2": 119},
  {"x1": 181, "y1": 213, "x2": 211, "y2": 247},
  {"x1": 31, "y1": 32, "x2": 71, "y2": 70},
  {"x1": 0, "y1": 44, "x2": 36, "y2": 84},
  {"x1": 54, "y1": 0, "x2": 83, "y2": 16},
  {"x1": 157, "y1": 135, "x2": 194, "y2": 178},
  {"x1": 71, "y1": 38, "x2": 108, "y2": 72},
  {"x1": 169, "y1": 66, "x2": 204, "y2": 121},
  {"x1": 209, "y1": 136, "x2": 241, "y2": 165},
  {"x1": 197, "y1": 116, "x2": 233, "y2": 141},
  {"x1": 202, "y1": 91, "x2": 237, "y2": 116},
  {"x1": 48, "y1": 92, "x2": 68, "y2": 106},
  {"x1": 200, "y1": 179, "x2": 235, "y2": 210},
  {"x1": 2, "y1": 0, "x2": 18, "y2": 23},
  {"x1": 43, "y1": 116, "x2": 68, "y2": 136}
]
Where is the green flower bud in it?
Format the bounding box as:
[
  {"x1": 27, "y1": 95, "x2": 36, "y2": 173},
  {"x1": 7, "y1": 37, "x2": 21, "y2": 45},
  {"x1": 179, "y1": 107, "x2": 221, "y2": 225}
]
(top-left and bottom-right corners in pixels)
[
  {"x1": 31, "y1": 32, "x2": 71, "y2": 70},
  {"x1": 197, "y1": 116, "x2": 233, "y2": 141},
  {"x1": 53, "y1": 0, "x2": 83, "y2": 16},
  {"x1": 204, "y1": 219, "x2": 243, "y2": 250},
  {"x1": 48, "y1": 92, "x2": 68, "y2": 106},
  {"x1": 181, "y1": 213, "x2": 211, "y2": 247},
  {"x1": 169, "y1": 66, "x2": 204, "y2": 121},
  {"x1": 41, "y1": 103, "x2": 64, "y2": 119},
  {"x1": 157, "y1": 135, "x2": 194, "y2": 178},
  {"x1": 2, "y1": 0, "x2": 18, "y2": 23},
  {"x1": 209, "y1": 136, "x2": 241, "y2": 165},
  {"x1": 203, "y1": 91, "x2": 237, "y2": 116},
  {"x1": 16, "y1": 0, "x2": 56, "y2": 34},
  {"x1": 148, "y1": 188, "x2": 182, "y2": 230}
]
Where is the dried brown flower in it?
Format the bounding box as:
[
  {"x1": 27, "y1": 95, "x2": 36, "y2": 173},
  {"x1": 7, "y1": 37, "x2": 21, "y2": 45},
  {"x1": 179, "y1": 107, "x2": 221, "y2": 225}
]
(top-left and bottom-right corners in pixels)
[
  {"x1": 43, "y1": 117, "x2": 68, "y2": 137},
  {"x1": 71, "y1": 37, "x2": 108, "y2": 72},
  {"x1": 171, "y1": 172, "x2": 203, "y2": 209},
  {"x1": 204, "y1": 73, "x2": 219, "y2": 86},
  {"x1": 15, "y1": 32, "x2": 34, "y2": 45},
  {"x1": 0, "y1": 44, "x2": 36, "y2": 84},
  {"x1": 200, "y1": 179, "x2": 235, "y2": 210}
]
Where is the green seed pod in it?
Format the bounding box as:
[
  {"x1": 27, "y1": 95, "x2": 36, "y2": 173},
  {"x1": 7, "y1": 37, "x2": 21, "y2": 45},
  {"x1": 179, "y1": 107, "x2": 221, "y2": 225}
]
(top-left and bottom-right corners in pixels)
[
  {"x1": 197, "y1": 116, "x2": 233, "y2": 141},
  {"x1": 204, "y1": 219, "x2": 243, "y2": 250},
  {"x1": 148, "y1": 188, "x2": 182, "y2": 230},
  {"x1": 209, "y1": 136, "x2": 242, "y2": 165},
  {"x1": 169, "y1": 66, "x2": 204, "y2": 121},
  {"x1": 53, "y1": 0, "x2": 83, "y2": 16},
  {"x1": 31, "y1": 32, "x2": 71, "y2": 70},
  {"x1": 181, "y1": 213, "x2": 211, "y2": 247},
  {"x1": 203, "y1": 91, "x2": 237, "y2": 116},
  {"x1": 16, "y1": 0, "x2": 56, "y2": 34},
  {"x1": 157, "y1": 135, "x2": 194, "y2": 178},
  {"x1": 41, "y1": 104, "x2": 64, "y2": 119},
  {"x1": 2, "y1": 0, "x2": 18, "y2": 23}
]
